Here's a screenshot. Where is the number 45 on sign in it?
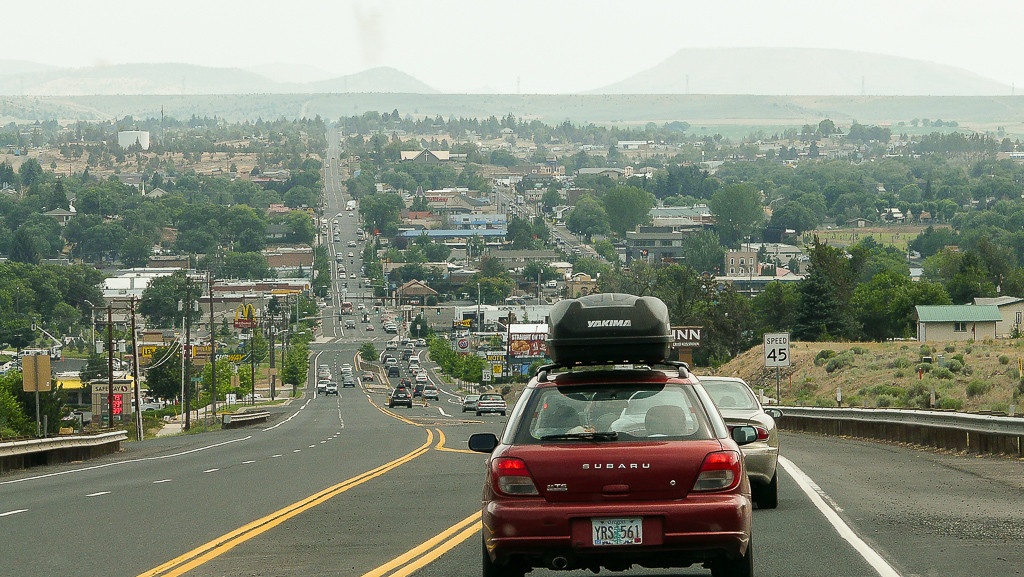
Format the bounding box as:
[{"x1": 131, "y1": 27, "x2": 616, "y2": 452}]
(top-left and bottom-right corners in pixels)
[{"x1": 763, "y1": 333, "x2": 791, "y2": 367}]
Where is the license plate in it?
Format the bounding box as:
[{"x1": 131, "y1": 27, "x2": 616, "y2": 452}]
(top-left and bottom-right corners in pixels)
[{"x1": 591, "y1": 517, "x2": 642, "y2": 546}]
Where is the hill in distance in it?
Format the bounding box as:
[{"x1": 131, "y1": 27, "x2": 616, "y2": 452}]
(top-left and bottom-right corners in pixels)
[
  {"x1": 592, "y1": 47, "x2": 1013, "y2": 96},
  {"x1": 0, "y1": 62, "x2": 436, "y2": 96}
]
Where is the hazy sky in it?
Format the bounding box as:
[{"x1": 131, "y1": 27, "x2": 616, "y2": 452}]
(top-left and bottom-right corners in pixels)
[{"x1": 10, "y1": 0, "x2": 1024, "y2": 93}]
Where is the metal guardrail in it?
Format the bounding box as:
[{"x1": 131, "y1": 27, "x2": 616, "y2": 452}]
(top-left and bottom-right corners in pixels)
[
  {"x1": 221, "y1": 411, "x2": 270, "y2": 428},
  {"x1": 0, "y1": 430, "x2": 128, "y2": 474},
  {"x1": 776, "y1": 406, "x2": 1024, "y2": 456},
  {"x1": 0, "y1": 430, "x2": 128, "y2": 457}
]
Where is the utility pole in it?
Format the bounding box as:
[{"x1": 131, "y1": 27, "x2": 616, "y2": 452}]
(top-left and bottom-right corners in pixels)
[
  {"x1": 183, "y1": 280, "x2": 192, "y2": 431},
  {"x1": 269, "y1": 320, "x2": 276, "y2": 401},
  {"x1": 209, "y1": 273, "x2": 217, "y2": 417},
  {"x1": 106, "y1": 304, "x2": 114, "y2": 427},
  {"x1": 130, "y1": 298, "x2": 142, "y2": 442}
]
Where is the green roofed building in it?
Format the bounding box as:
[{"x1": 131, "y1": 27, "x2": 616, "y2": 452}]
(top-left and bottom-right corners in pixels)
[{"x1": 915, "y1": 305, "x2": 1001, "y2": 342}]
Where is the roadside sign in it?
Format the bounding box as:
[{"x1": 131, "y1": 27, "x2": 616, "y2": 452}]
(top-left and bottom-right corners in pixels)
[
  {"x1": 457, "y1": 338, "x2": 470, "y2": 352},
  {"x1": 763, "y1": 332, "x2": 791, "y2": 367}
]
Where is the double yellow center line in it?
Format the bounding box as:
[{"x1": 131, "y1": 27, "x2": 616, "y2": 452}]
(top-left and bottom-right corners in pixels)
[{"x1": 139, "y1": 430, "x2": 439, "y2": 577}]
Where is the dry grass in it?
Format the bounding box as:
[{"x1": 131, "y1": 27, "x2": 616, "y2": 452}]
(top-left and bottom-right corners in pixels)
[{"x1": 709, "y1": 339, "x2": 1024, "y2": 413}]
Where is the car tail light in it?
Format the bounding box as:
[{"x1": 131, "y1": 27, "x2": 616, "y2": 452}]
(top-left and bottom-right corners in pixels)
[
  {"x1": 492, "y1": 457, "x2": 539, "y2": 496},
  {"x1": 753, "y1": 425, "x2": 770, "y2": 441},
  {"x1": 692, "y1": 450, "x2": 742, "y2": 492}
]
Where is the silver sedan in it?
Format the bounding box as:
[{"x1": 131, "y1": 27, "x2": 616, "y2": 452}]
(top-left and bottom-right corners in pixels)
[{"x1": 697, "y1": 375, "x2": 783, "y2": 509}]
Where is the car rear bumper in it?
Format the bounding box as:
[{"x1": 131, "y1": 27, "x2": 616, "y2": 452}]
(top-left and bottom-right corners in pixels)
[
  {"x1": 740, "y1": 444, "x2": 778, "y2": 485},
  {"x1": 483, "y1": 495, "x2": 751, "y2": 570}
]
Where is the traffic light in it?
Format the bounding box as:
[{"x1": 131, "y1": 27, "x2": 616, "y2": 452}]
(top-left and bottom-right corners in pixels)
[{"x1": 436, "y1": 307, "x2": 441, "y2": 315}]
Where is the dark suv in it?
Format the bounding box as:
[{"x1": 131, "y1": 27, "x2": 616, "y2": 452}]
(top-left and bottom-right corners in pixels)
[
  {"x1": 388, "y1": 387, "x2": 413, "y2": 408},
  {"x1": 468, "y1": 293, "x2": 759, "y2": 577}
]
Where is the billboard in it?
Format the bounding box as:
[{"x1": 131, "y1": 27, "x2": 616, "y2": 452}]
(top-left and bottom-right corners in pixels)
[{"x1": 507, "y1": 323, "x2": 548, "y2": 359}]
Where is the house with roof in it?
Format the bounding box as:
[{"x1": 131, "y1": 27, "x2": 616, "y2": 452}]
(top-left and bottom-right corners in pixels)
[
  {"x1": 400, "y1": 150, "x2": 450, "y2": 163},
  {"x1": 973, "y1": 296, "x2": 1024, "y2": 337},
  {"x1": 915, "y1": 305, "x2": 1001, "y2": 342},
  {"x1": 565, "y1": 272, "x2": 599, "y2": 298},
  {"x1": 44, "y1": 207, "x2": 75, "y2": 226},
  {"x1": 395, "y1": 279, "x2": 438, "y2": 305}
]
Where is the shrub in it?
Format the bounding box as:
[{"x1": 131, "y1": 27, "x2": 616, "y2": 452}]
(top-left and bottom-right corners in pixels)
[
  {"x1": 893, "y1": 369, "x2": 906, "y2": 379},
  {"x1": 966, "y1": 380, "x2": 991, "y2": 398},
  {"x1": 944, "y1": 344, "x2": 956, "y2": 353},
  {"x1": 919, "y1": 345, "x2": 933, "y2": 356},
  {"x1": 931, "y1": 367, "x2": 954, "y2": 379},
  {"x1": 999, "y1": 355, "x2": 1011, "y2": 365},
  {"x1": 814, "y1": 349, "x2": 837, "y2": 366},
  {"x1": 851, "y1": 346, "x2": 868, "y2": 355},
  {"x1": 889, "y1": 357, "x2": 912, "y2": 369},
  {"x1": 937, "y1": 397, "x2": 963, "y2": 411},
  {"x1": 945, "y1": 359, "x2": 964, "y2": 373},
  {"x1": 870, "y1": 384, "x2": 905, "y2": 397},
  {"x1": 825, "y1": 352, "x2": 855, "y2": 373},
  {"x1": 875, "y1": 395, "x2": 895, "y2": 408},
  {"x1": 915, "y1": 363, "x2": 933, "y2": 373},
  {"x1": 952, "y1": 353, "x2": 965, "y2": 364}
]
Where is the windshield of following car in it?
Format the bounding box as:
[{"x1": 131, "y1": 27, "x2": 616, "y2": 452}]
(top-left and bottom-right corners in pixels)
[
  {"x1": 515, "y1": 383, "x2": 713, "y2": 443},
  {"x1": 699, "y1": 379, "x2": 759, "y2": 411}
]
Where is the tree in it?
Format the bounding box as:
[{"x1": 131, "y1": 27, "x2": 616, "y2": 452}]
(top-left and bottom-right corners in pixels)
[
  {"x1": 144, "y1": 346, "x2": 183, "y2": 401},
  {"x1": 541, "y1": 188, "x2": 562, "y2": 211},
  {"x1": 680, "y1": 230, "x2": 725, "y2": 275},
  {"x1": 708, "y1": 183, "x2": 764, "y2": 247},
  {"x1": 851, "y1": 271, "x2": 950, "y2": 341},
  {"x1": 601, "y1": 186, "x2": 654, "y2": 237},
  {"x1": 751, "y1": 281, "x2": 800, "y2": 334},
  {"x1": 120, "y1": 235, "x2": 153, "y2": 268},
  {"x1": 139, "y1": 271, "x2": 203, "y2": 328},
  {"x1": 221, "y1": 252, "x2": 271, "y2": 280},
  {"x1": 506, "y1": 217, "x2": 536, "y2": 249},
  {"x1": 565, "y1": 195, "x2": 609, "y2": 238},
  {"x1": 793, "y1": 238, "x2": 858, "y2": 341}
]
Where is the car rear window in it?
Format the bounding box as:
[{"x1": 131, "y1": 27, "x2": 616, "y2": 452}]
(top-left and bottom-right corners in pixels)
[{"x1": 512, "y1": 383, "x2": 714, "y2": 444}]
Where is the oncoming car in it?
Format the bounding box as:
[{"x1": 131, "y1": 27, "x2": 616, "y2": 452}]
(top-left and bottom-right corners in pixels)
[
  {"x1": 698, "y1": 376, "x2": 783, "y2": 509},
  {"x1": 468, "y1": 293, "x2": 758, "y2": 577}
]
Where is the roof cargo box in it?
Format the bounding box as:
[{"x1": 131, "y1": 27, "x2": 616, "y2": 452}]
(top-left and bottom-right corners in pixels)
[{"x1": 546, "y1": 293, "x2": 672, "y2": 365}]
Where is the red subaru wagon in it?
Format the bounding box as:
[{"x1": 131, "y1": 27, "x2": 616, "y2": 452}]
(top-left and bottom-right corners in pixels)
[{"x1": 469, "y1": 364, "x2": 759, "y2": 577}]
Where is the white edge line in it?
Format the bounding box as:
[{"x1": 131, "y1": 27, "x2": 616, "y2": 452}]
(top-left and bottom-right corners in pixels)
[
  {"x1": 778, "y1": 456, "x2": 902, "y2": 577},
  {"x1": 0, "y1": 509, "x2": 28, "y2": 517},
  {"x1": 0, "y1": 436, "x2": 253, "y2": 486},
  {"x1": 86, "y1": 491, "x2": 110, "y2": 497}
]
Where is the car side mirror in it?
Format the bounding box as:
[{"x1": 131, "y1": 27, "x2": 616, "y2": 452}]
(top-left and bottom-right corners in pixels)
[
  {"x1": 731, "y1": 425, "x2": 759, "y2": 446},
  {"x1": 764, "y1": 408, "x2": 784, "y2": 420},
  {"x1": 468, "y1": 432, "x2": 499, "y2": 453}
]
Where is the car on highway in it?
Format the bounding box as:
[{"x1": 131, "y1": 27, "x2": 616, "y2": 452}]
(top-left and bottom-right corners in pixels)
[
  {"x1": 414, "y1": 372, "x2": 428, "y2": 383},
  {"x1": 341, "y1": 375, "x2": 356, "y2": 388},
  {"x1": 462, "y1": 394, "x2": 481, "y2": 412},
  {"x1": 468, "y1": 293, "x2": 759, "y2": 577},
  {"x1": 412, "y1": 383, "x2": 425, "y2": 398},
  {"x1": 422, "y1": 384, "x2": 439, "y2": 400},
  {"x1": 387, "y1": 365, "x2": 401, "y2": 378},
  {"x1": 316, "y1": 380, "x2": 330, "y2": 393},
  {"x1": 415, "y1": 338, "x2": 427, "y2": 347},
  {"x1": 473, "y1": 393, "x2": 506, "y2": 416},
  {"x1": 698, "y1": 375, "x2": 783, "y2": 509},
  {"x1": 387, "y1": 387, "x2": 413, "y2": 408},
  {"x1": 365, "y1": 324, "x2": 374, "y2": 331},
  {"x1": 324, "y1": 382, "x2": 339, "y2": 395},
  {"x1": 316, "y1": 365, "x2": 331, "y2": 380},
  {"x1": 361, "y1": 371, "x2": 375, "y2": 382}
]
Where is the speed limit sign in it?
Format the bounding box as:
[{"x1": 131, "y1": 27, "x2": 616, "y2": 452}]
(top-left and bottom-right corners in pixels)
[{"x1": 763, "y1": 333, "x2": 791, "y2": 367}]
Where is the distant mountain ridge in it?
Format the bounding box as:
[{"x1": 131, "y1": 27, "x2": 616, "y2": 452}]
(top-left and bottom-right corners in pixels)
[
  {"x1": 592, "y1": 48, "x2": 1012, "y2": 96},
  {"x1": 0, "y1": 62, "x2": 437, "y2": 95},
  {"x1": 0, "y1": 48, "x2": 1012, "y2": 96}
]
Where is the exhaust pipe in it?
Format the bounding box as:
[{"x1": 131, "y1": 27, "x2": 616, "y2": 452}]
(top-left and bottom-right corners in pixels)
[{"x1": 550, "y1": 556, "x2": 569, "y2": 570}]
